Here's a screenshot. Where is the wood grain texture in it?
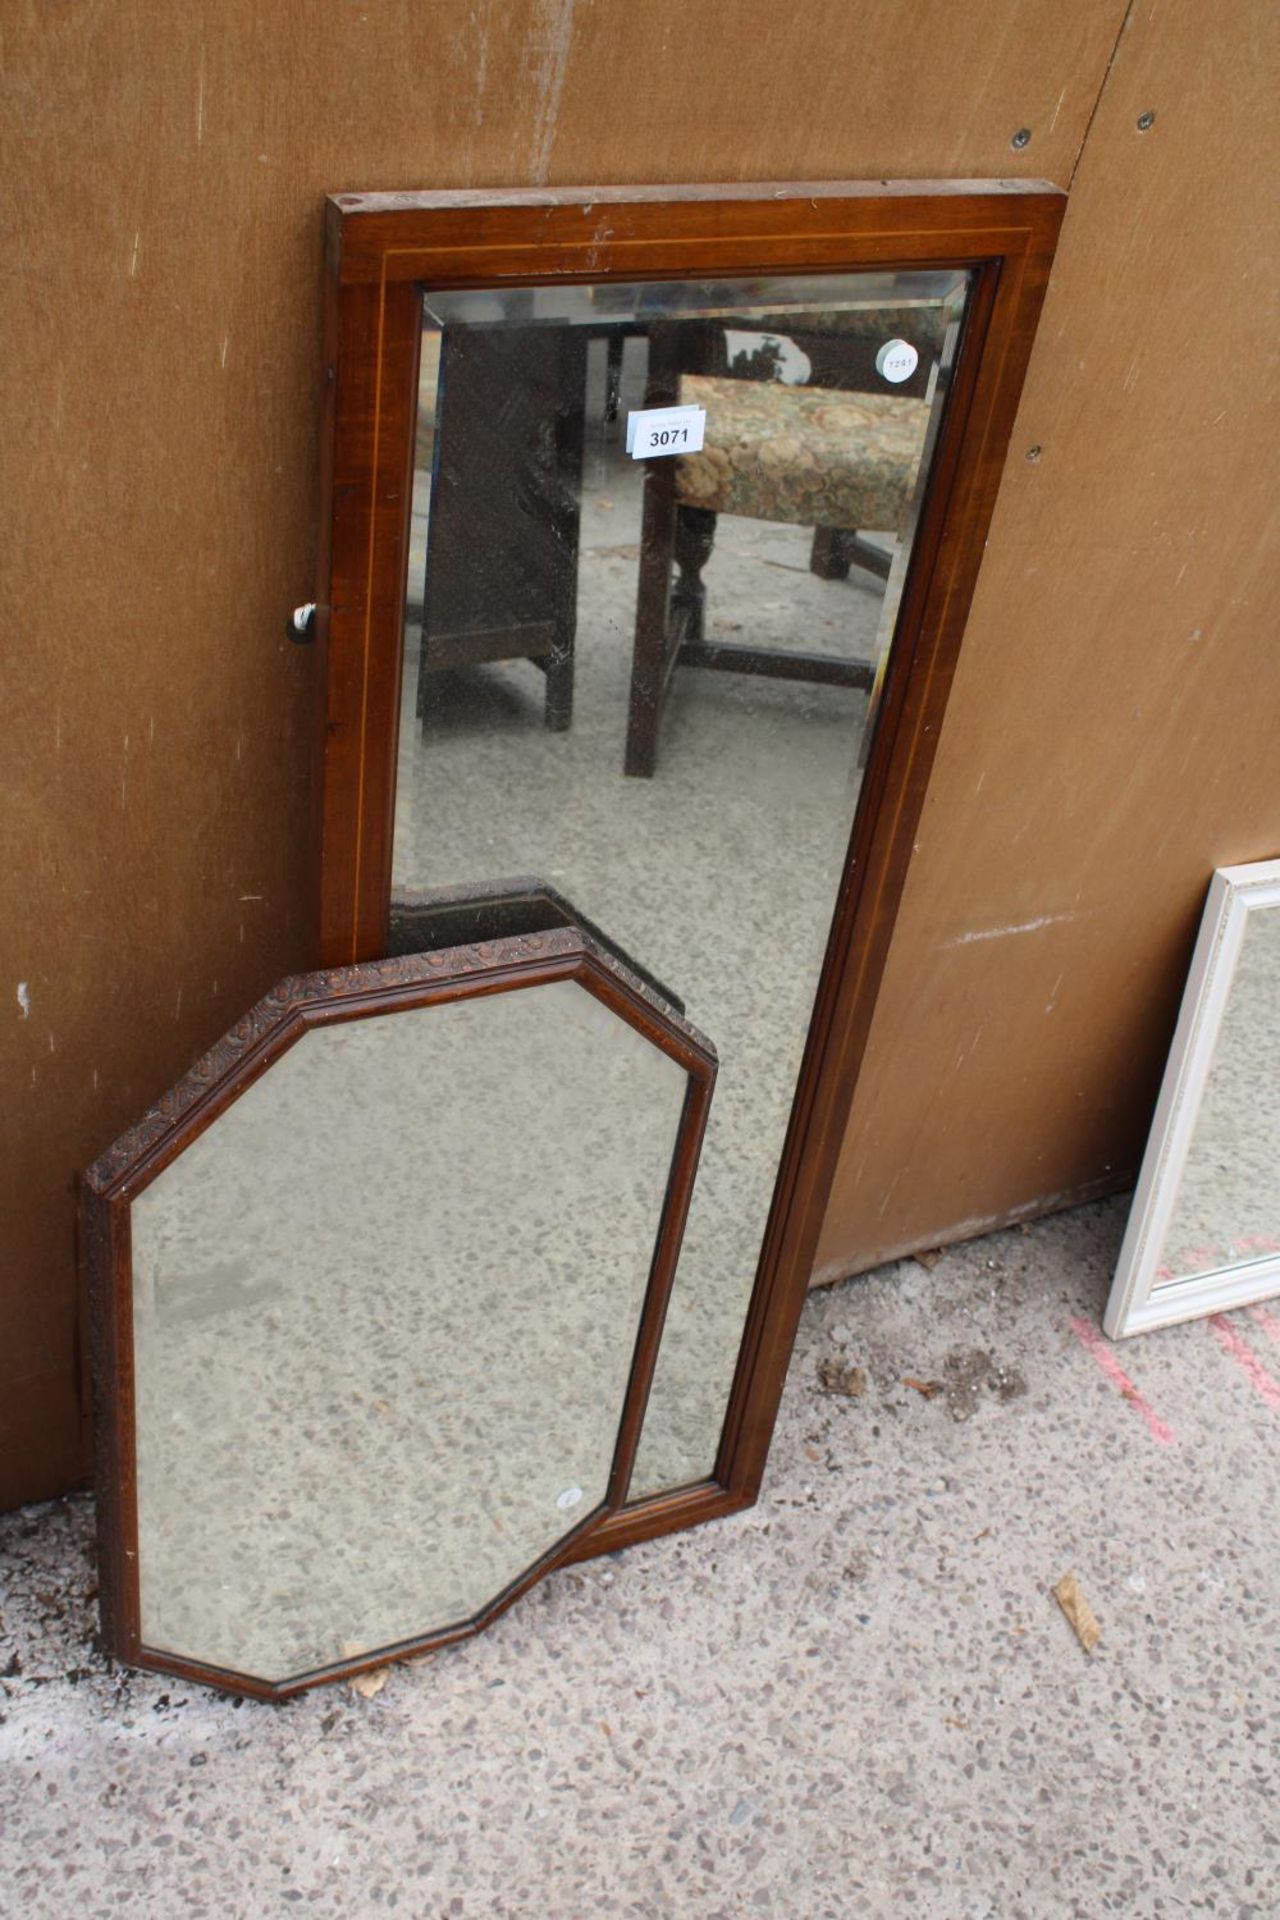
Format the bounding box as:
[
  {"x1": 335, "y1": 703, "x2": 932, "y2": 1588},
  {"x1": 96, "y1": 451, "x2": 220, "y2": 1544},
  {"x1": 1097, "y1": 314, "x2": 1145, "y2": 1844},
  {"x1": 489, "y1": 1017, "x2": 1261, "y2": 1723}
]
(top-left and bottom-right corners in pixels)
[
  {"x1": 1, "y1": 0, "x2": 1129, "y2": 1508},
  {"x1": 317, "y1": 277, "x2": 421, "y2": 962},
  {"x1": 815, "y1": 0, "x2": 1280, "y2": 1281}
]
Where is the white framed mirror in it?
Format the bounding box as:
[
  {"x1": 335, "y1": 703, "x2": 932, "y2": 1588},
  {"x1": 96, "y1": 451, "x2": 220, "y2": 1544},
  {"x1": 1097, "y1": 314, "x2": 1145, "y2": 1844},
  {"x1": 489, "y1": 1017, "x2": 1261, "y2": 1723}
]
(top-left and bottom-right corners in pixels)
[{"x1": 1105, "y1": 858, "x2": 1280, "y2": 1337}]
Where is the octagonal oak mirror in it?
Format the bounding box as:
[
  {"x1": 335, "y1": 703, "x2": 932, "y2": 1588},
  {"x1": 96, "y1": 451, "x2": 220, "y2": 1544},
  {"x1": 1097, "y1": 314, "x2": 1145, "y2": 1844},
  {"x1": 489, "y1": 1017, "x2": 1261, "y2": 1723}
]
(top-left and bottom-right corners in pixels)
[
  {"x1": 83, "y1": 929, "x2": 714, "y2": 1696},
  {"x1": 312, "y1": 182, "x2": 1065, "y2": 1563}
]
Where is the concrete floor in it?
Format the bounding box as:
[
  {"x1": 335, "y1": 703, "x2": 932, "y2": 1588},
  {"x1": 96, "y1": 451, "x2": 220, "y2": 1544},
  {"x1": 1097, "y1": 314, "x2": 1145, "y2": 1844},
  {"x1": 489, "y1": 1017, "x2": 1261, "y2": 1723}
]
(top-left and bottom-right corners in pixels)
[{"x1": 3, "y1": 1194, "x2": 1279, "y2": 1917}]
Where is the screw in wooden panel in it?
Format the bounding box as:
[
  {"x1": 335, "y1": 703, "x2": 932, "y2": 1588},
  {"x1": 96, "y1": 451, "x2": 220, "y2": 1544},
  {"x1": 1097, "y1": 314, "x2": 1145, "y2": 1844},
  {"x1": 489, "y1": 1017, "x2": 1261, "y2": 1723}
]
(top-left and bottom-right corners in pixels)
[
  {"x1": 1010, "y1": 128, "x2": 1032, "y2": 150},
  {"x1": 1137, "y1": 109, "x2": 1156, "y2": 131},
  {"x1": 1025, "y1": 445, "x2": 1042, "y2": 463}
]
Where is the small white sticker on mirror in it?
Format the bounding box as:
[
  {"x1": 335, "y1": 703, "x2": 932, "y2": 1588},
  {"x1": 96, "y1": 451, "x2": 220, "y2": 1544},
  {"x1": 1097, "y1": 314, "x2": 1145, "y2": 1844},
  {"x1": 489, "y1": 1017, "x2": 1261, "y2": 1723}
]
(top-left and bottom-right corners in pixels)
[
  {"x1": 875, "y1": 339, "x2": 919, "y2": 384},
  {"x1": 555, "y1": 1485, "x2": 584, "y2": 1511},
  {"x1": 626, "y1": 403, "x2": 706, "y2": 460}
]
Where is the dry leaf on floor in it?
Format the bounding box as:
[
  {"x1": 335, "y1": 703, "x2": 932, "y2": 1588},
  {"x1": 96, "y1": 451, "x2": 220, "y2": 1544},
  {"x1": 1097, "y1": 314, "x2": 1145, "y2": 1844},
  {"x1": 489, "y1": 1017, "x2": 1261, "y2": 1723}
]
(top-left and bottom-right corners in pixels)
[
  {"x1": 903, "y1": 1376, "x2": 945, "y2": 1399},
  {"x1": 1052, "y1": 1572, "x2": 1100, "y2": 1653},
  {"x1": 817, "y1": 1358, "x2": 868, "y2": 1398},
  {"x1": 350, "y1": 1665, "x2": 391, "y2": 1700},
  {"x1": 914, "y1": 1248, "x2": 944, "y2": 1271}
]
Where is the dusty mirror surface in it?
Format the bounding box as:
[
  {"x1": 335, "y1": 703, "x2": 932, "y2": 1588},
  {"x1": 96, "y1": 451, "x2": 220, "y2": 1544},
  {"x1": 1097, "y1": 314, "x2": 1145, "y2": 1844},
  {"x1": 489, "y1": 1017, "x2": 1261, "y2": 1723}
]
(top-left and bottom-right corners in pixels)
[
  {"x1": 128, "y1": 978, "x2": 691, "y2": 1685},
  {"x1": 1157, "y1": 901, "x2": 1280, "y2": 1286},
  {"x1": 395, "y1": 269, "x2": 970, "y2": 1493}
]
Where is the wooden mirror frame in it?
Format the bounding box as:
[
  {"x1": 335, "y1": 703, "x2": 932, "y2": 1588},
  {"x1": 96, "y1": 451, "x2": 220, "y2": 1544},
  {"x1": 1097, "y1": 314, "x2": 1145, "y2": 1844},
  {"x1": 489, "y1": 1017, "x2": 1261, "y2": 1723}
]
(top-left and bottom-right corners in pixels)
[
  {"x1": 312, "y1": 180, "x2": 1065, "y2": 1567},
  {"x1": 83, "y1": 929, "x2": 716, "y2": 1698}
]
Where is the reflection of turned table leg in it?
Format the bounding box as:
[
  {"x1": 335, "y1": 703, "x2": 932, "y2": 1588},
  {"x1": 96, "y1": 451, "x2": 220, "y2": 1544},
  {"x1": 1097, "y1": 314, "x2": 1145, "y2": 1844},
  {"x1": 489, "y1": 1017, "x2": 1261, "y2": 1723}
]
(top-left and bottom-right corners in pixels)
[
  {"x1": 672, "y1": 505, "x2": 717, "y2": 646},
  {"x1": 626, "y1": 452, "x2": 677, "y2": 780},
  {"x1": 625, "y1": 323, "x2": 691, "y2": 780}
]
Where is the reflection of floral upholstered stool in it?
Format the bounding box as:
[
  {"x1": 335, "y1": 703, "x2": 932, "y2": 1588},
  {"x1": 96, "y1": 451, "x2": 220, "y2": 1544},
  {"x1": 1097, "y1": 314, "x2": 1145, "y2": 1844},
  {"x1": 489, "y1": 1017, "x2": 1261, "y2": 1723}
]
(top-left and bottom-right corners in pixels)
[
  {"x1": 722, "y1": 304, "x2": 946, "y2": 587},
  {"x1": 625, "y1": 349, "x2": 931, "y2": 778}
]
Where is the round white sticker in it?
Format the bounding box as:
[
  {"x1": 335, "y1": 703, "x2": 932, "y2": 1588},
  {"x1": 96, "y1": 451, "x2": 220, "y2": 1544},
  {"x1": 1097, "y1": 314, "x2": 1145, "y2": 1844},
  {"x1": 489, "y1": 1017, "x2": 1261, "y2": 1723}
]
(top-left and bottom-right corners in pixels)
[
  {"x1": 555, "y1": 1485, "x2": 584, "y2": 1512},
  {"x1": 875, "y1": 338, "x2": 919, "y2": 384}
]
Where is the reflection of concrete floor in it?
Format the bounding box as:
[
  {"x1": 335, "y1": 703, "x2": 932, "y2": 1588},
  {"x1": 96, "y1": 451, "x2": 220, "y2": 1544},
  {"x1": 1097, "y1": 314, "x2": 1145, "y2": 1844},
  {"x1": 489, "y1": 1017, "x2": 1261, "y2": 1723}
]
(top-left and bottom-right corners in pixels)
[
  {"x1": 1159, "y1": 902, "x2": 1280, "y2": 1281},
  {"x1": 6, "y1": 1200, "x2": 1278, "y2": 1915},
  {"x1": 128, "y1": 983, "x2": 690, "y2": 1683},
  {"x1": 398, "y1": 347, "x2": 890, "y2": 1496}
]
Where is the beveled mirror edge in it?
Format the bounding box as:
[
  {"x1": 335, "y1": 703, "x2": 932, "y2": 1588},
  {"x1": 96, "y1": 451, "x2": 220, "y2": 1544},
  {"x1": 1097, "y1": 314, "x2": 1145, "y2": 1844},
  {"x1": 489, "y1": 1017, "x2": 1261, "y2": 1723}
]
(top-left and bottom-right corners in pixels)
[
  {"x1": 81, "y1": 928, "x2": 717, "y2": 1698},
  {"x1": 312, "y1": 178, "x2": 1067, "y2": 1581}
]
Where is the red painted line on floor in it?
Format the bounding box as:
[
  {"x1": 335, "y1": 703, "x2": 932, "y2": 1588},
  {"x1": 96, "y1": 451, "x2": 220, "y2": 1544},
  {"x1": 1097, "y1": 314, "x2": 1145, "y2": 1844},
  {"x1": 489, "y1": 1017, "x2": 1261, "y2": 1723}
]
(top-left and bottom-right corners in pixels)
[
  {"x1": 1248, "y1": 1303, "x2": 1280, "y2": 1349},
  {"x1": 1210, "y1": 1314, "x2": 1280, "y2": 1411},
  {"x1": 1069, "y1": 1317, "x2": 1177, "y2": 1446}
]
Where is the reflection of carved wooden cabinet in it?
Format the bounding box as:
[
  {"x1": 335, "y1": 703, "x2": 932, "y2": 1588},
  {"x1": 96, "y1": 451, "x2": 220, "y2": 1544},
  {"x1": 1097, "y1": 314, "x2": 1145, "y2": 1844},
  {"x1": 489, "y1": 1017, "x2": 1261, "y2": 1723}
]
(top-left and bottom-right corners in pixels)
[{"x1": 413, "y1": 325, "x2": 587, "y2": 732}]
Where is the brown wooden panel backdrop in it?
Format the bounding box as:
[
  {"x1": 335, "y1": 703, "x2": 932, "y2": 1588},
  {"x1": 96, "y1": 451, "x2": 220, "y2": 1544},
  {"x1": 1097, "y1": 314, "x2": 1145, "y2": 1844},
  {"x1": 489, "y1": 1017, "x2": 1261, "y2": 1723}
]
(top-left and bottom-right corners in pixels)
[
  {"x1": 2, "y1": 0, "x2": 1275, "y2": 1510},
  {"x1": 813, "y1": 0, "x2": 1280, "y2": 1280}
]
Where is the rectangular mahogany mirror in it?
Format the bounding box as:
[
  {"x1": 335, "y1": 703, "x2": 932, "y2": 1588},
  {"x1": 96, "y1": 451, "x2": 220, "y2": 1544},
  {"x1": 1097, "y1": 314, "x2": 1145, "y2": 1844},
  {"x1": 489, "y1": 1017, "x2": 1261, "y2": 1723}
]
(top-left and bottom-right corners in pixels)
[{"x1": 312, "y1": 183, "x2": 1062, "y2": 1577}]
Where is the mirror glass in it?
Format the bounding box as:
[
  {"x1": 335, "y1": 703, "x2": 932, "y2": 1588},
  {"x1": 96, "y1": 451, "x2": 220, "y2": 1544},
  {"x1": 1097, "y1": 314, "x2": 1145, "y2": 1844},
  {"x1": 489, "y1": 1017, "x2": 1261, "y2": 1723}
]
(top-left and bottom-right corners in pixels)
[
  {"x1": 130, "y1": 980, "x2": 689, "y2": 1683},
  {"x1": 1157, "y1": 901, "x2": 1280, "y2": 1285},
  {"x1": 395, "y1": 269, "x2": 971, "y2": 1495}
]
